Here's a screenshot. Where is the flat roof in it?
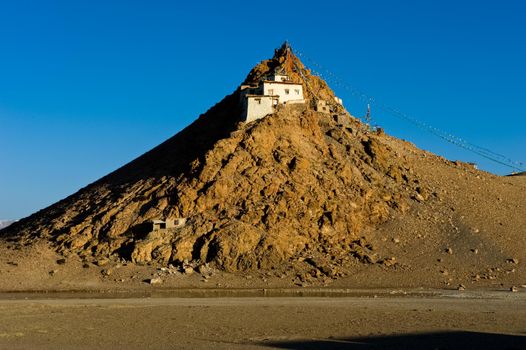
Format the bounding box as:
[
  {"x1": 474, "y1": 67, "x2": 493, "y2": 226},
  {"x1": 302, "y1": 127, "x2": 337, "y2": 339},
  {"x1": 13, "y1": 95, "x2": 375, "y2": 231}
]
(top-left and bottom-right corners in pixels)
[
  {"x1": 262, "y1": 80, "x2": 303, "y2": 86},
  {"x1": 245, "y1": 94, "x2": 279, "y2": 98}
]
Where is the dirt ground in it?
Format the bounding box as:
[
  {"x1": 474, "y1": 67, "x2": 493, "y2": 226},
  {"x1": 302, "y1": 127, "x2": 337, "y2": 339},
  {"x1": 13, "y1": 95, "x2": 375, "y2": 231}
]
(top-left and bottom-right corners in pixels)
[
  {"x1": 0, "y1": 294, "x2": 524, "y2": 350},
  {"x1": 0, "y1": 234, "x2": 524, "y2": 293}
]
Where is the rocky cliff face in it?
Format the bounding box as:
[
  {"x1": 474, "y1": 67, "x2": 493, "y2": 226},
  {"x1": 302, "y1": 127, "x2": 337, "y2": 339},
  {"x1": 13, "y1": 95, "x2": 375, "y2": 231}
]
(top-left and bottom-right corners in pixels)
[{"x1": 1, "y1": 44, "x2": 431, "y2": 272}]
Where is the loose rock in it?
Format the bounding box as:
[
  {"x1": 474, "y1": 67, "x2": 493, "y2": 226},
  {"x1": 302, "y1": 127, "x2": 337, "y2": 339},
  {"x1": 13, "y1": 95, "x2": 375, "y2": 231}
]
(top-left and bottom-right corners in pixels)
[
  {"x1": 381, "y1": 257, "x2": 397, "y2": 267},
  {"x1": 148, "y1": 277, "x2": 163, "y2": 285},
  {"x1": 95, "y1": 258, "x2": 110, "y2": 267}
]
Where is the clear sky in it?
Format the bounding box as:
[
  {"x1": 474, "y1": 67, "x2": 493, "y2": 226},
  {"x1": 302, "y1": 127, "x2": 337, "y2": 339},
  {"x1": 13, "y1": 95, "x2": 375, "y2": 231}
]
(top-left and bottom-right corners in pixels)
[{"x1": 1, "y1": 0, "x2": 525, "y2": 220}]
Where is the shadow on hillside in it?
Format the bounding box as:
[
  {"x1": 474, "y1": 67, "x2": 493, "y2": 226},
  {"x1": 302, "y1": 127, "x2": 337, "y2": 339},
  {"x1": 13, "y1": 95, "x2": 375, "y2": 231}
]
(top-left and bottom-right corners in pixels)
[
  {"x1": 99, "y1": 92, "x2": 243, "y2": 185},
  {"x1": 0, "y1": 92, "x2": 243, "y2": 238},
  {"x1": 259, "y1": 331, "x2": 526, "y2": 350}
]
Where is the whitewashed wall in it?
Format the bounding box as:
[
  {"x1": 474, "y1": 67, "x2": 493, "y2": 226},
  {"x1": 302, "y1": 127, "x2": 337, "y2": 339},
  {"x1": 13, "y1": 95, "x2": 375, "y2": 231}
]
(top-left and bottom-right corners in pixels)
[
  {"x1": 261, "y1": 82, "x2": 304, "y2": 104},
  {"x1": 244, "y1": 96, "x2": 276, "y2": 122}
]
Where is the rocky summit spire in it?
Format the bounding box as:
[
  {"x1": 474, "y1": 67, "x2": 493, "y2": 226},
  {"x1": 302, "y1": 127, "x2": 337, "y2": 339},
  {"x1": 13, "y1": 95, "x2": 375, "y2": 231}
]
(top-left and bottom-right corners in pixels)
[{"x1": 243, "y1": 42, "x2": 339, "y2": 107}]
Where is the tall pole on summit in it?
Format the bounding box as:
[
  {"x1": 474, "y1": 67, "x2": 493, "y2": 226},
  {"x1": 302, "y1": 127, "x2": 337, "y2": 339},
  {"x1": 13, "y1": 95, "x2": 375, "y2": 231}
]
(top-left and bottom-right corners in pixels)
[
  {"x1": 366, "y1": 103, "x2": 371, "y2": 126},
  {"x1": 284, "y1": 41, "x2": 291, "y2": 60}
]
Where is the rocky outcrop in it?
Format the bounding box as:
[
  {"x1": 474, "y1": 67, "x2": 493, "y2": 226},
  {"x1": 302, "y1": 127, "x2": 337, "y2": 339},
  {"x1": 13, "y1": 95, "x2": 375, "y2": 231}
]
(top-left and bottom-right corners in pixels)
[{"x1": 2, "y1": 44, "x2": 419, "y2": 272}]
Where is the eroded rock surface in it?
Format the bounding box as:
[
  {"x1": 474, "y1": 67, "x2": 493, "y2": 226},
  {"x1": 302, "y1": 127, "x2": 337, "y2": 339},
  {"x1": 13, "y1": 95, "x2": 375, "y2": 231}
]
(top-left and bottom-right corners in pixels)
[{"x1": 5, "y1": 44, "x2": 517, "y2": 278}]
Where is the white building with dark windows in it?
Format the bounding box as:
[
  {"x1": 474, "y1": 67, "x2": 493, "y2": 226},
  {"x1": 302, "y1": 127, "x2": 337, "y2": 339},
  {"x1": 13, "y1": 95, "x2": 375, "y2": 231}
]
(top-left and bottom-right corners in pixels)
[
  {"x1": 260, "y1": 80, "x2": 304, "y2": 104},
  {"x1": 240, "y1": 72, "x2": 305, "y2": 122},
  {"x1": 267, "y1": 73, "x2": 290, "y2": 82},
  {"x1": 242, "y1": 94, "x2": 279, "y2": 123}
]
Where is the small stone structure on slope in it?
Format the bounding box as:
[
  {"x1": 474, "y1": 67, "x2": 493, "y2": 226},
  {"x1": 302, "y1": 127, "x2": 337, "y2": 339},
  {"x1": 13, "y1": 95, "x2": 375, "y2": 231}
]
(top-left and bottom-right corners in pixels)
[{"x1": 148, "y1": 218, "x2": 186, "y2": 232}]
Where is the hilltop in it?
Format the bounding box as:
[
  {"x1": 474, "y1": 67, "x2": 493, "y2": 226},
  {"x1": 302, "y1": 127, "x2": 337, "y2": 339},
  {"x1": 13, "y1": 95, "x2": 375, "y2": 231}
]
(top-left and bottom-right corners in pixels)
[{"x1": 1, "y1": 43, "x2": 525, "y2": 291}]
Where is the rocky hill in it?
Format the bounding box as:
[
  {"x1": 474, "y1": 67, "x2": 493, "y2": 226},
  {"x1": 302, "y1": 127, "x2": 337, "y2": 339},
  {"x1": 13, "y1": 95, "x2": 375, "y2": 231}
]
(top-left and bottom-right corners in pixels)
[{"x1": 2, "y1": 44, "x2": 525, "y2": 287}]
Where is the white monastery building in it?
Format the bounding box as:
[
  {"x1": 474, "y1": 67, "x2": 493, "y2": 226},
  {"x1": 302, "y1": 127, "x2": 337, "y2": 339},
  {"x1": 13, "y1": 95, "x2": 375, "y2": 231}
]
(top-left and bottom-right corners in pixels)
[{"x1": 240, "y1": 73, "x2": 305, "y2": 122}]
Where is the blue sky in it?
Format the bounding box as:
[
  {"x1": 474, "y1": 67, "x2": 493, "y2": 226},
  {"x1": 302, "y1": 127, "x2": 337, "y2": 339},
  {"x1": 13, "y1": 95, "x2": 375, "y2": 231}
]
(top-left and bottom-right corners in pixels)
[{"x1": 1, "y1": 0, "x2": 525, "y2": 219}]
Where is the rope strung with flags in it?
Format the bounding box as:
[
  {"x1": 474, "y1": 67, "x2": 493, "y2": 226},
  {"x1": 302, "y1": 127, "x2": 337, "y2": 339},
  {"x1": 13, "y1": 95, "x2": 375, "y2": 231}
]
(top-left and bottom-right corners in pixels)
[{"x1": 290, "y1": 45, "x2": 525, "y2": 172}]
